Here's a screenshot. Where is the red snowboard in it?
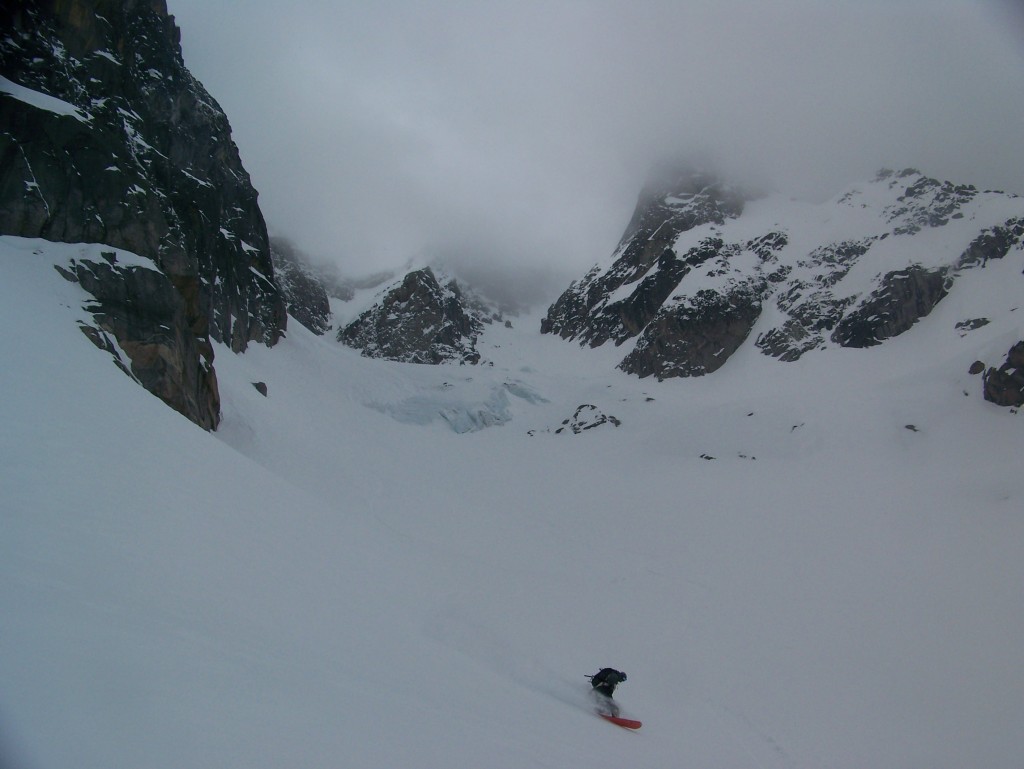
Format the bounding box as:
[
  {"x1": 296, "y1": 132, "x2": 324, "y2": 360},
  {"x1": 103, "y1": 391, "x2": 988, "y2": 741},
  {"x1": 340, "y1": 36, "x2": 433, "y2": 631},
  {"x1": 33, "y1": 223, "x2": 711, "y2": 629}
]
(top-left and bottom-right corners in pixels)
[{"x1": 599, "y1": 713, "x2": 642, "y2": 730}]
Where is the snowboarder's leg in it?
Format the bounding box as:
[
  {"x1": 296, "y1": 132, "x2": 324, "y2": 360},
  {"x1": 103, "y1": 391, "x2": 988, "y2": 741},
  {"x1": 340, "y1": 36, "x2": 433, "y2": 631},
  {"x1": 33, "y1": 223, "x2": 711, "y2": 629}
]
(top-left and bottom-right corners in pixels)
[{"x1": 592, "y1": 690, "x2": 620, "y2": 717}]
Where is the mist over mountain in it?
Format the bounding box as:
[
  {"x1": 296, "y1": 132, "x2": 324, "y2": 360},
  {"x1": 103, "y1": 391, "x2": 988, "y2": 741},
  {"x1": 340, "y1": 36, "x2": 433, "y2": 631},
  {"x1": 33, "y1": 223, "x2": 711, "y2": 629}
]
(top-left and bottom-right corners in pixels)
[{"x1": 169, "y1": 0, "x2": 1024, "y2": 296}]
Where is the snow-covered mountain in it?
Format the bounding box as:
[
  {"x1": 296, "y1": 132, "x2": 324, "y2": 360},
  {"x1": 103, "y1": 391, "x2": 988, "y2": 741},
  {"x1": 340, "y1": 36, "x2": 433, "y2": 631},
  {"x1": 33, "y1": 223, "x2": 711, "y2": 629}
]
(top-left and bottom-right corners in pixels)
[
  {"x1": 337, "y1": 266, "x2": 508, "y2": 365},
  {"x1": 543, "y1": 166, "x2": 1024, "y2": 398},
  {"x1": 3, "y1": 4, "x2": 1024, "y2": 769}
]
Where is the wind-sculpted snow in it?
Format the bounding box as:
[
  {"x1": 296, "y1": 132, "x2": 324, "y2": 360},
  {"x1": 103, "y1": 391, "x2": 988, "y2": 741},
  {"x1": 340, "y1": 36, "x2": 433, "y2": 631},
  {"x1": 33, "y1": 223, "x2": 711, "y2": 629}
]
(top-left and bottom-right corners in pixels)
[{"x1": 544, "y1": 168, "x2": 1024, "y2": 381}]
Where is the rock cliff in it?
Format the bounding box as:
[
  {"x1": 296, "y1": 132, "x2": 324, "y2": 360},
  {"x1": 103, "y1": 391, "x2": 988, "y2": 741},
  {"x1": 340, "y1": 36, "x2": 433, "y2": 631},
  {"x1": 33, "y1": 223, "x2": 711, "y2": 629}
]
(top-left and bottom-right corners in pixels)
[{"x1": 0, "y1": 0, "x2": 287, "y2": 428}]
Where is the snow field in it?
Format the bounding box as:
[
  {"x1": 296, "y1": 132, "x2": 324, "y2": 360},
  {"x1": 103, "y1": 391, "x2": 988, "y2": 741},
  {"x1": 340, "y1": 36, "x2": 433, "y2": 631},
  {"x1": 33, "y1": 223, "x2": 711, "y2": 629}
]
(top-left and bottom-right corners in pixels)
[{"x1": 2, "y1": 235, "x2": 1023, "y2": 768}]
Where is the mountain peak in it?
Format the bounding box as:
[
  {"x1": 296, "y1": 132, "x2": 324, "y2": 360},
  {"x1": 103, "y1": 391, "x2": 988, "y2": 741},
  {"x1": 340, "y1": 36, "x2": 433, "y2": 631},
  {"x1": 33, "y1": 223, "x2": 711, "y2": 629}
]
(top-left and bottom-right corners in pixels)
[
  {"x1": 542, "y1": 166, "x2": 1024, "y2": 386},
  {"x1": 338, "y1": 266, "x2": 501, "y2": 365}
]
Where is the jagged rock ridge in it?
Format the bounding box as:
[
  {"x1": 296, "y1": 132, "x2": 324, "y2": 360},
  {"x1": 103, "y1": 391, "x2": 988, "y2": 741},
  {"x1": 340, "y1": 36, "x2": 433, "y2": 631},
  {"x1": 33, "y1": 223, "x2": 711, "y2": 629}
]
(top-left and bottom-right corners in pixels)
[
  {"x1": 542, "y1": 167, "x2": 745, "y2": 347},
  {"x1": 0, "y1": 0, "x2": 287, "y2": 428},
  {"x1": 543, "y1": 167, "x2": 1024, "y2": 392},
  {"x1": 339, "y1": 267, "x2": 502, "y2": 365},
  {"x1": 270, "y1": 237, "x2": 333, "y2": 335}
]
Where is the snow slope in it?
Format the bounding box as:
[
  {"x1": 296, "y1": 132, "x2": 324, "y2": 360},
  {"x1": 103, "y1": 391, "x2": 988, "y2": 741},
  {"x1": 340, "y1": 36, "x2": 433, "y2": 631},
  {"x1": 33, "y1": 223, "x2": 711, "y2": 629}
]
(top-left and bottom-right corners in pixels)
[{"x1": 2, "y1": 233, "x2": 1023, "y2": 768}]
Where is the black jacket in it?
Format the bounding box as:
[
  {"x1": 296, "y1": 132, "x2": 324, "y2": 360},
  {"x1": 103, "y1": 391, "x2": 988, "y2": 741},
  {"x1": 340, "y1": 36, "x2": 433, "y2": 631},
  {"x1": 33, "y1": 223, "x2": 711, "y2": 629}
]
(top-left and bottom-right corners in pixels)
[{"x1": 590, "y1": 668, "x2": 627, "y2": 697}]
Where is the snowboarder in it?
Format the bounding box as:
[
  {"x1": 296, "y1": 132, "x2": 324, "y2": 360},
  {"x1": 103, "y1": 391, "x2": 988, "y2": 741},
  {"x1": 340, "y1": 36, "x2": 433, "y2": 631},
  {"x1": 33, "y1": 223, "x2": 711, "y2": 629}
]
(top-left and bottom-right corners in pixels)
[{"x1": 587, "y1": 667, "x2": 627, "y2": 716}]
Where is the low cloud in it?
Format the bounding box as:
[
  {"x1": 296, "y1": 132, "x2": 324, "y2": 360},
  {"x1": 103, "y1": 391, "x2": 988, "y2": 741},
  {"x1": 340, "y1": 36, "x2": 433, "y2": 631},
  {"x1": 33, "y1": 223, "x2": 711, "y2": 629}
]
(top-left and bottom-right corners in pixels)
[{"x1": 172, "y1": 0, "x2": 1024, "y2": 307}]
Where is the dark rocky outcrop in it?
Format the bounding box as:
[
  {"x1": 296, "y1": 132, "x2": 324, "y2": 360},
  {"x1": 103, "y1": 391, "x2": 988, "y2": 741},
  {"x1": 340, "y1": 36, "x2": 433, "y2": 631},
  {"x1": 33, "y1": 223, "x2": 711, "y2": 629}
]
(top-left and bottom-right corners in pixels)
[
  {"x1": 270, "y1": 237, "x2": 332, "y2": 335},
  {"x1": 554, "y1": 404, "x2": 621, "y2": 434},
  {"x1": 983, "y1": 341, "x2": 1024, "y2": 407},
  {"x1": 56, "y1": 250, "x2": 220, "y2": 429},
  {"x1": 339, "y1": 268, "x2": 485, "y2": 364},
  {"x1": 877, "y1": 167, "x2": 978, "y2": 235},
  {"x1": 956, "y1": 318, "x2": 990, "y2": 336},
  {"x1": 1, "y1": 0, "x2": 287, "y2": 428},
  {"x1": 956, "y1": 218, "x2": 1024, "y2": 269},
  {"x1": 542, "y1": 167, "x2": 745, "y2": 346},
  {"x1": 755, "y1": 295, "x2": 853, "y2": 361},
  {"x1": 620, "y1": 285, "x2": 763, "y2": 379},
  {"x1": 831, "y1": 266, "x2": 950, "y2": 348}
]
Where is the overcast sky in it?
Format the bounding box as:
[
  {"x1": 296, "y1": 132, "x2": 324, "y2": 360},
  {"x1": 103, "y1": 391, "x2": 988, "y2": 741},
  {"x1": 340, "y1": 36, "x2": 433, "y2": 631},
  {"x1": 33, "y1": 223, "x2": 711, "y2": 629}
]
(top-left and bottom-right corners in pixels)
[{"x1": 170, "y1": 0, "x2": 1024, "y2": 306}]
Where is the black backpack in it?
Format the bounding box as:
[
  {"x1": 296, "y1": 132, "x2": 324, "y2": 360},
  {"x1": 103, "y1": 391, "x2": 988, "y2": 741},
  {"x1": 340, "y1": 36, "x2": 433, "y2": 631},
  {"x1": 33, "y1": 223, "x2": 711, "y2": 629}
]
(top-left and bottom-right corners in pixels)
[{"x1": 589, "y1": 668, "x2": 627, "y2": 692}]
